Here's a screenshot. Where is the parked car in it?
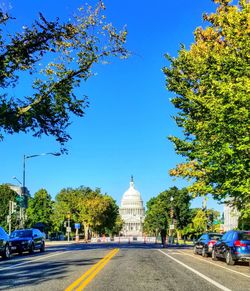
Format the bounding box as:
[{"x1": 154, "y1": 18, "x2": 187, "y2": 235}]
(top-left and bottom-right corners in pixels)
[
  {"x1": 193, "y1": 233, "x2": 222, "y2": 257},
  {"x1": 10, "y1": 228, "x2": 45, "y2": 255},
  {"x1": 212, "y1": 230, "x2": 250, "y2": 265},
  {"x1": 0, "y1": 226, "x2": 11, "y2": 259}
]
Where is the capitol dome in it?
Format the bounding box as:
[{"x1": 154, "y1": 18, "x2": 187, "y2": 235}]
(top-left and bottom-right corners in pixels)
[
  {"x1": 121, "y1": 177, "x2": 144, "y2": 208},
  {"x1": 119, "y1": 176, "x2": 145, "y2": 237}
]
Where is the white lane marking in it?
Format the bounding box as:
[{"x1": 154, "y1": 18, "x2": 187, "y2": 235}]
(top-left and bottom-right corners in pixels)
[
  {"x1": 178, "y1": 250, "x2": 250, "y2": 279},
  {"x1": 0, "y1": 251, "x2": 72, "y2": 271},
  {"x1": 158, "y1": 249, "x2": 232, "y2": 291}
]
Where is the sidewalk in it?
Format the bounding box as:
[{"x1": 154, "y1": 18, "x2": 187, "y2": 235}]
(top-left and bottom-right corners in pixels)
[{"x1": 45, "y1": 240, "x2": 84, "y2": 246}]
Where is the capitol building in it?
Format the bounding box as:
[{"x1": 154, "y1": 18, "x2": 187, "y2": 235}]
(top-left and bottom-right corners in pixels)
[{"x1": 119, "y1": 176, "x2": 145, "y2": 237}]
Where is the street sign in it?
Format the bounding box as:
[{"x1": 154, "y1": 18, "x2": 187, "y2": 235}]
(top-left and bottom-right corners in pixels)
[
  {"x1": 74, "y1": 223, "x2": 80, "y2": 229},
  {"x1": 170, "y1": 224, "x2": 175, "y2": 230},
  {"x1": 66, "y1": 226, "x2": 71, "y2": 233}
]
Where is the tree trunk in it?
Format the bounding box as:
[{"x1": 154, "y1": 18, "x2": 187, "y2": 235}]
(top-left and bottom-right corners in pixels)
[
  {"x1": 83, "y1": 223, "x2": 89, "y2": 242},
  {"x1": 160, "y1": 229, "x2": 166, "y2": 247}
]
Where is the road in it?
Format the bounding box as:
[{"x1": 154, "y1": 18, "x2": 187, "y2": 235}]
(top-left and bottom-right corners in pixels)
[{"x1": 0, "y1": 242, "x2": 249, "y2": 290}]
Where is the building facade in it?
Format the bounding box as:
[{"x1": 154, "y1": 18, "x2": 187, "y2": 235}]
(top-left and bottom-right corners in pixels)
[
  {"x1": 223, "y1": 204, "x2": 240, "y2": 231},
  {"x1": 119, "y1": 176, "x2": 145, "y2": 237}
]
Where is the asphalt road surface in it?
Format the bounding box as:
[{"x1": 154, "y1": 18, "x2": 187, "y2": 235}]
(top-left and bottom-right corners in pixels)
[{"x1": 0, "y1": 242, "x2": 249, "y2": 291}]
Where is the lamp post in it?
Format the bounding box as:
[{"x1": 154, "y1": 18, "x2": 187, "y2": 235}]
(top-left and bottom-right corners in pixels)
[
  {"x1": 202, "y1": 197, "x2": 208, "y2": 232},
  {"x1": 20, "y1": 152, "x2": 60, "y2": 228},
  {"x1": 66, "y1": 213, "x2": 71, "y2": 242},
  {"x1": 170, "y1": 196, "x2": 174, "y2": 244}
]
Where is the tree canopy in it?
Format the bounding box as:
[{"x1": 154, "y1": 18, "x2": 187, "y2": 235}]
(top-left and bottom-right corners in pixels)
[
  {"x1": 182, "y1": 208, "x2": 221, "y2": 238},
  {"x1": 26, "y1": 188, "x2": 54, "y2": 232},
  {"x1": 163, "y1": 0, "x2": 250, "y2": 213},
  {"x1": 144, "y1": 187, "x2": 191, "y2": 242},
  {"x1": 51, "y1": 186, "x2": 119, "y2": 239},
  {"x1": 0, "y1": 1, "x2": 128, "y2": 152},
  {"x1": 0, "y1": 184, "x2": 18, "y2": 231}
]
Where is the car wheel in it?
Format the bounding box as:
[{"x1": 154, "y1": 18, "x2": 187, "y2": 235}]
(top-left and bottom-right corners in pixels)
[
  {"x1": 40, "y1": 242, "x2": 45, "y2": 252},
  {"x1": 29, "y1": 243, "x2": 34, "y2": 254},
  {"x1": 226, "y1": 251, "x2": 235, "y2": 265},
  {"x1": 212, "y1": 249, "x2": 218, "y2": 261},
  {"x1": 2, "y1": 244, "x2": 11, "y2": 259},
  {"x1": 202, "y1": 247, "x2": 208, "y2": 257},
  {"x1": 193, "y1": 246, "x2": 198, "y2": 255}
]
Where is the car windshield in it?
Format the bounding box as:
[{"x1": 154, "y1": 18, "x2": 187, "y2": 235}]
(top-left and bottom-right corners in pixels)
[
  {"x1": 209, "y1": 234, "x2": 222, "y2": 240},
  {"x1": 238, "y1": 232, "x2": 250, "y2": 241},
  {"x1": 10, "y1": 230, "x2": 32, "y2": 238}
]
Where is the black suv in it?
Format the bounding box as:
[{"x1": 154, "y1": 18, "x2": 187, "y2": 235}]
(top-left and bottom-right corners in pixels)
[
  {"x1": 10, "y1": 228, "x2": 45, "y2": 254},
  {"x1": 0, "y1": 226, "x2": 11, "y2": 259}
]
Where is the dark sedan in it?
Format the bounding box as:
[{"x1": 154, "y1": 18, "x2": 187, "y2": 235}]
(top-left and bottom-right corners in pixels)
[
  {"x1": 10, "y1": 228, "x2": 45, "y2": 255},
  {"x1": 193, "y1": 233, "x2": 222, "y2": 257},
  {"x1": 0, "y1": 226, "x2": 11, "y2": 259},
  {"x1": 212, "y1": 230, "x2": 250, "y2": 265}
]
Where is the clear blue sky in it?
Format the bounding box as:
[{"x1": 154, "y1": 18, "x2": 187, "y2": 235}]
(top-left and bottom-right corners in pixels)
[{"x1": 0, "y1": 0, "x2": 223, "y2": 213}]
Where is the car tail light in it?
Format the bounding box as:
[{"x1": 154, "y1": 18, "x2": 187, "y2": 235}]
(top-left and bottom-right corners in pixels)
[
  {"x1": 234, "y1": 240, "x2": 246, "y2": 247},
  {"x1": 208, "y1": 240, "x2": 216, "y2": 247}
]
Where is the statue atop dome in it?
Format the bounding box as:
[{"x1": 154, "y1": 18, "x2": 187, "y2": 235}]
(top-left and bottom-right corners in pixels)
[{"x1": 119, "y1": 176, "x2": 145, "y2": 237}]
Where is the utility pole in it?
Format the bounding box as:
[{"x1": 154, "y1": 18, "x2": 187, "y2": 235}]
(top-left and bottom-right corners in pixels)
[
  {"x1": 67, "y1": 213, "x2": 71, "y2": 242},
  {"x1": 202, "y1": 197, "x2": 208, "y2": 231},
  {"x1": 8, "y1": 201, "x2": 12, "y2": 235},
  {"x1": 170, "y1": 196, "x2": 174, "y2": 244},
  {"x1": 20, "y1": 152, "x2": 61, "y2": 228},
  {"x1": 8, "y1": 201, "x2": 17, "y2": 234}
]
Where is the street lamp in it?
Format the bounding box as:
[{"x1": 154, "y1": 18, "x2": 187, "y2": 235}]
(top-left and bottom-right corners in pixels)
[
  {"x1": 13, "y1": 176, "x2": 22, "y2": 186},
  {"x1": 170, "y1": 196, "x2": 174, "y2": 244},
  {"x1": 23, "y1": 152, "x2": 61, "y2": 191},
  {"x1": 20, "y1": 152, "x2": 61, "y2": 228},
  {"x1": 66, "y1": 213, "x2": 71, "y2": 242}
]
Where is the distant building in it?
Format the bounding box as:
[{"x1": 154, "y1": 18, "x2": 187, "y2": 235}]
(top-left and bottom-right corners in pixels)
[
  {"x1": 223, "y1": 203, "x2": 240, "y2": 231},
  {"x1": 8, "y1": 184, "x2": 29, "y2": 196},
  {"x1": 8, "y1": 184, "x2": 22, "y2": 195},
  {"x1": 119, "y1": 176, "x2": 145, "y2": 237}
]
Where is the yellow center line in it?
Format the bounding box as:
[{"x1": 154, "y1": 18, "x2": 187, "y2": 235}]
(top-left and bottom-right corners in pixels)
[
  {"x1": 76, "y1": 248, "x2": 119, "y2": 290},
  {"x1": 65, "y1": 248, "x2": 119, "y2": 291}
]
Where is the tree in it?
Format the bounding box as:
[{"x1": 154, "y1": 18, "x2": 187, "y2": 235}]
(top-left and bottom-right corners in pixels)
[
  {"x1": 144, "y1": 196, "x2": 169, "y2": 244},
  {"x1": 163, "y1": 0, "x2": 250, "y2": 214},
  {"x1": 206, "y1": 208, "x2": 221, "y2": 232},
  {"x1": 51, "y1": 186, "x2": 88, "y2": 234},
  {"x1": 238, "y1": 205, "x2": 250, "y2": 230},
  {"x1": 183, "y1": 208, "x2": 221, "y2": 238},
  {"x1": 26, "y1": 188, "x2": 54, "y2": 233},
  {"x1": 78, "y1": 191, "x2": 119, "y2": 239},
  {"x1": 165, "y1": 187, "x2": 191, "y2": 231},
  {"x1": 109, "y1": 214, "x2": 124, "y2": 236},
  {"x1": 52, "y1": 186, "x2": 119, "y2": 240},
  {"x1": 0, "y1": 2, "x2": 128, "y2": 152},
  {"x1": 0, "y1": 184, "x2": 18, "y2": 231},
  {"x1": 144, "y1": 187, "x2": 191, "y2": 244}
]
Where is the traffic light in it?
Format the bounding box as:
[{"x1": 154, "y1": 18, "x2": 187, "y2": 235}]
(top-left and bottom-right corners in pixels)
[
  {"x1": 16, "y1": 195, "x2": 22, "y2": 206},
  {"x1": 23, "y1": 195, "x2": 28, "y2": 208},
  {"x1": 16, "y1": 195, "x2": 28, "y2": 208}
]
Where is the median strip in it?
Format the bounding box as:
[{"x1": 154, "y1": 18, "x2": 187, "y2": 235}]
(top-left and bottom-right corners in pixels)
[{"x1": 65, "y1": 248, "x2": 119, "y2": 291}]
